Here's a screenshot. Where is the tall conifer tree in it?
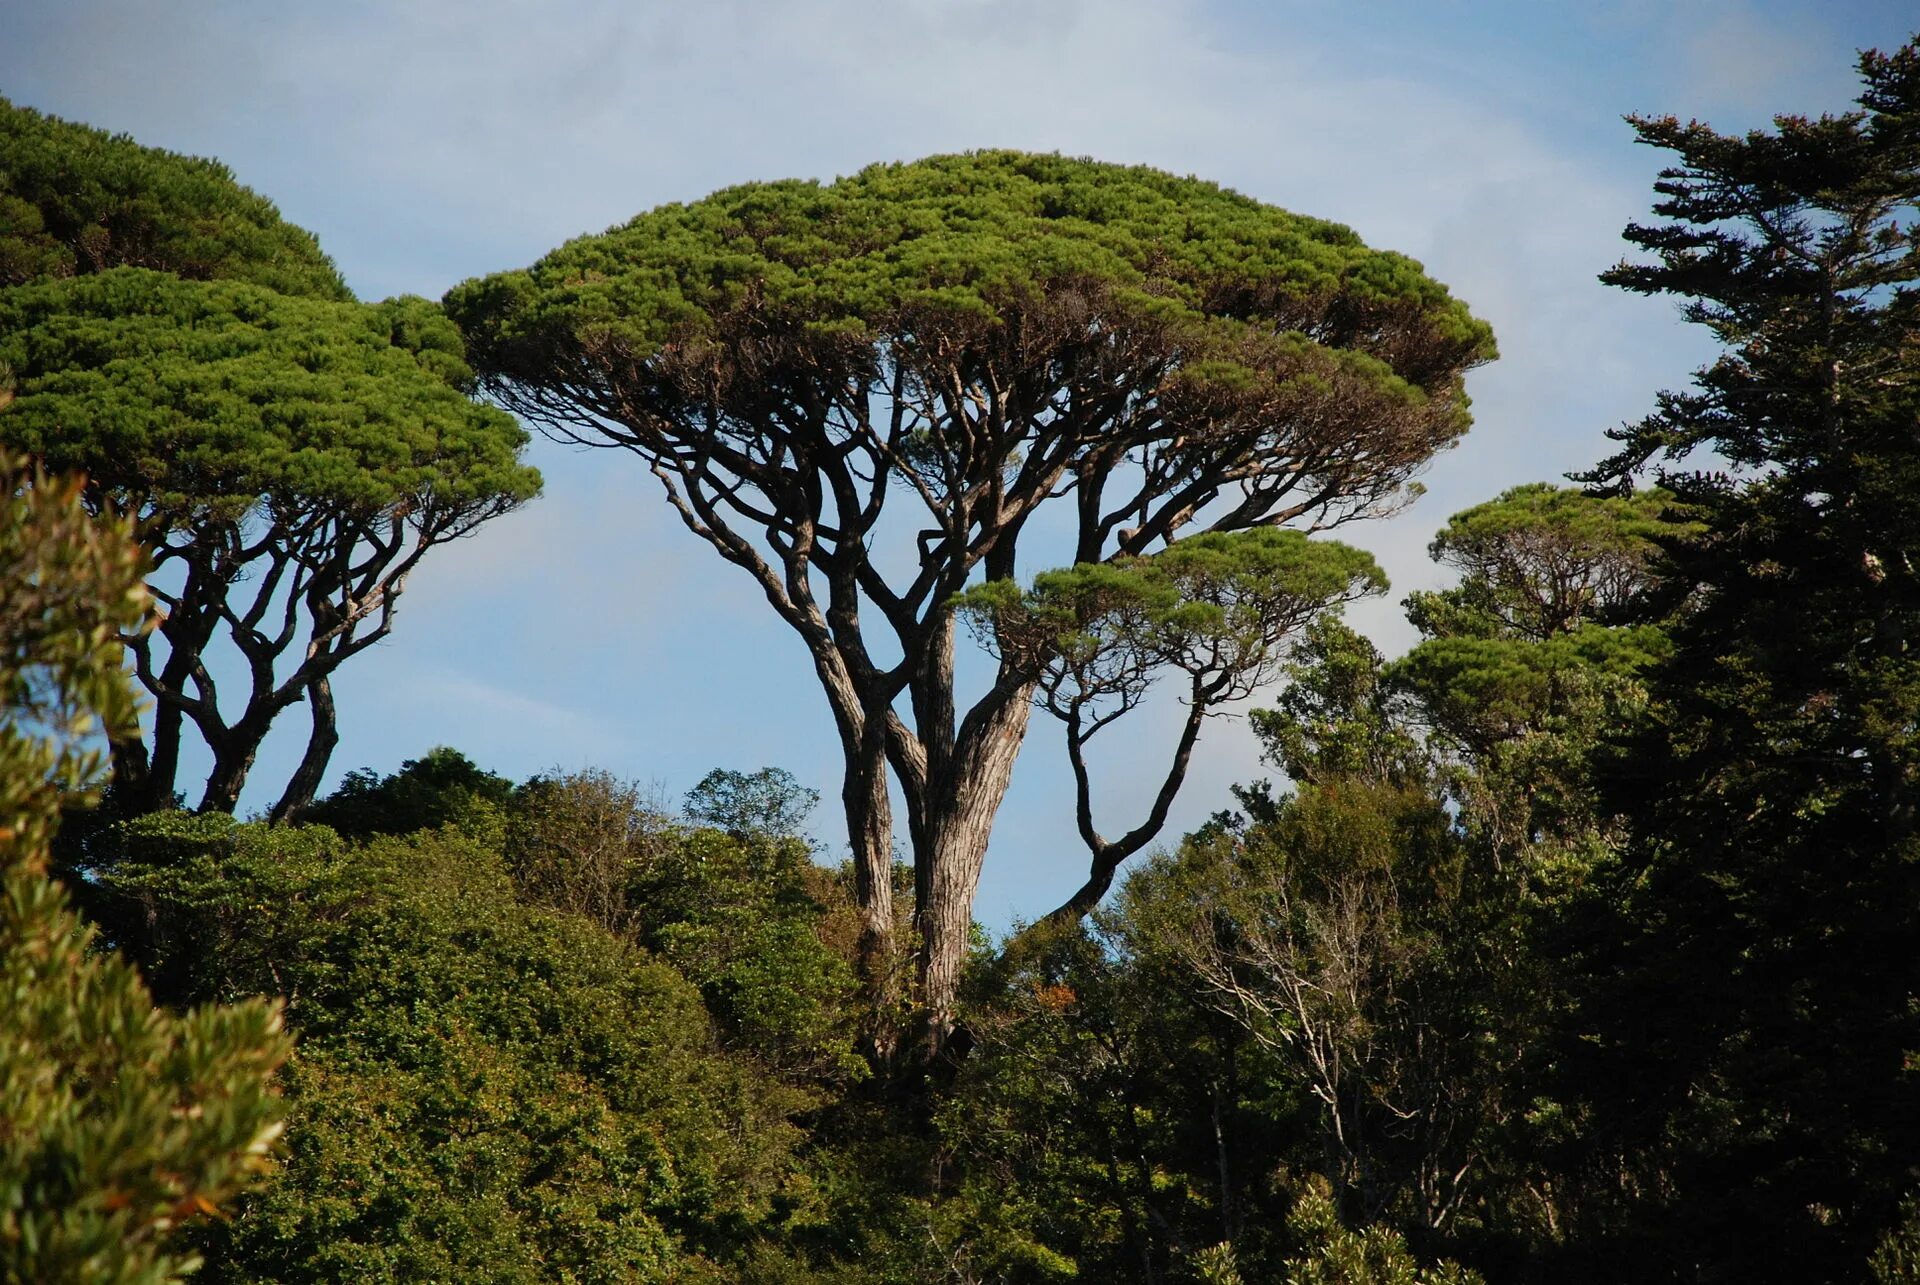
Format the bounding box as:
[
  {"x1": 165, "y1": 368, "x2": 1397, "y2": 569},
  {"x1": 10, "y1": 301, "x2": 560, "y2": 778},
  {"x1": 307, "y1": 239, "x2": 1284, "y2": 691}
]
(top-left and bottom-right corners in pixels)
[{"x1": 1566, "y1": 39, "x2": 1920, "y2": 1281}]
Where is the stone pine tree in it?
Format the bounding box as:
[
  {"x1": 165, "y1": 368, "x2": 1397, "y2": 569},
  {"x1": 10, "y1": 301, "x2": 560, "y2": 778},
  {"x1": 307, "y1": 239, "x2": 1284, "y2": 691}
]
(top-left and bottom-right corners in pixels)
[
  {"x1": 957, "y1": 527, "x2": 1388, "y2": 921},
  {"x1": 1388, "y1": 484, "x2": 1681, "y2": 864},
  {"x1": 1565, "y1": 40, "x2": 1920, "y2": 1281},
  {"x1": 448, "y1": 151, "x2": 1495, "y2": 1039},
  {"x1": 0, "y1": 102, "x2": 542, "y2": 818},
  {"x1": 0, "y1": 454, "x2": 289, "y2": 1283},
  {"x1": 0, "y1": 271, "x2": 542, "y2": 817}
]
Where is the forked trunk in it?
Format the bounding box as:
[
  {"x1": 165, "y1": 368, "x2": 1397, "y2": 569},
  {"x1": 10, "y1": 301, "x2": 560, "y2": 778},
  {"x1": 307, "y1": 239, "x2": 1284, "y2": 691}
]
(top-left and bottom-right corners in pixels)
[{"x1": 197, "y1": 707, "x2": 276, "y2": 814}]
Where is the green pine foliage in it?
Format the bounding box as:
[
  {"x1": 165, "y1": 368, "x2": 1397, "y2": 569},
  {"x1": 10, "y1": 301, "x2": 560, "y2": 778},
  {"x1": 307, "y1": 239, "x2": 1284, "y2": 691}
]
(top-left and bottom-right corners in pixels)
[
  {"x1": 0, "y1": 271, "x2": 536, "y2": 517},
  {"x1": 7, "y1": 36, "x2": 1920, "y2": 1283},
  {"x1": 449, "y1": 150, "x2": 1491, "y2": 405},
  {"x1": 956, "y1": 529, "x2": 1387, "y2": 675},
  {"x1": 0, "y1": 104, "x2": 540, "y2": 819},
  {"x1": 446, "y1": 148, "x2": 1497, "y2": 1027},
  {"x1": 1402, "y1": 483, "x2": 1677, "y2": 643},
  {"x1": 1388, "y1": 484, "x2": 1683, "y2": 873},
  {"x1": 0, "y1": 97, "x2": 350, "y2": 299}
]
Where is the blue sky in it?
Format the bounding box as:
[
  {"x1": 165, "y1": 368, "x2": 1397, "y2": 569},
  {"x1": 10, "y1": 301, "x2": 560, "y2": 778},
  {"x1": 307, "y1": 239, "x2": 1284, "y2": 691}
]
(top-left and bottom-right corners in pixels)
[{"x1": 5, "y1": 0, "x2": 1914, "y2": 927}]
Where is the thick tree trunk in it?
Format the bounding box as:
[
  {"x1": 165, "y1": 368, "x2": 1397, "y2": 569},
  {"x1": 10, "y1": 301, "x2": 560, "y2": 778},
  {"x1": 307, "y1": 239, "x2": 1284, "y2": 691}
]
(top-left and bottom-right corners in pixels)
[
  {"x1": 917, "y1": 819, "x2": 990, "y2": 1049},
  {"x1": 110, "y1": 693, "x2": 186, "y2": 815},
  {"x1": 270, "y1": 674, "x2": 338, "y2": 823},
  {"x1": 914, "y1": 693, "x2": 1033, "y2": 1050},
  {"x1": 144, "y1": 699, "x2": 184, "y2": 810},
  {"x1": 109, "y1": 736, "x2": 156, "y2": 812},
  {"x1": 198, "y1": 748, "x2": 255, "y2": 814}
]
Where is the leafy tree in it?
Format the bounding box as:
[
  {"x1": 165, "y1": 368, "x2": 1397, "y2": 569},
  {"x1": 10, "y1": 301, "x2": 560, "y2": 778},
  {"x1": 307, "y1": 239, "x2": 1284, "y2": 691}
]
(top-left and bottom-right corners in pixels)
[
  {"x1": 685, "y1": 766, "x2": 820, "y2": 838},
  {"x1": 939, "y1": 920, "x2": 1270, "y2": 1282},
  {"x1": 447, "y1": 150, "x2": 1495, "y2": 1034},
  {"x1": 1392, "y1": 484, "x2": 1681, "y2": 868},
  {"x1": 507, "y1": 766, "x2": 664, "y2": 935},
  {"x1": 1557, "y1": 39, "x2": 1920, "y2": 1280},
  {"x1": 0, "y1": 455, "x2": 288, "y2": 1284},
  {"x1": 501, "y1": 764, "x2": 861, "y2": 1083},
  {"x1": 1249, "y1": 618, "x2": 1426, "y2": 793},
  {"x1": 0, "y1": 267, "x2": 541, "y2": 817},
  {"x1": 1279, "y1": 1176, "x2": 1483, "y2": 1285},
  {"x1": 1120, "y1": 780, "x2": 1500, "y2": 1236},
  {"x1": 1401, "y1": 483, "x2": 1672, "y2": 643},
  {"x1": 629, "y1": 825, "x2": 864, "y2": 1086},
  {"x1": 1207, "y1": 487, "x2": 1697, "y2": 1271},
  {"x1": 0, "y1": 97, "x2": 348, "y2": 299}
]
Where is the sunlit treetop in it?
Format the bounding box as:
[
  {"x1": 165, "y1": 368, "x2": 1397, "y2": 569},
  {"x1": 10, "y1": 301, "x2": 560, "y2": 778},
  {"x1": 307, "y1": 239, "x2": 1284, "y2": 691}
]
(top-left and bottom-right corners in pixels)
[
  {"x1": 0, "y1": 268, "x2": 539, "y2": 518},
  {"x1": 1406, "y1": 483, "x2": 1682, "y2": 642},
  {"x1": 450, "y1": 148, "x2": 1494, "y2": 431},
  {"x1": 0, "y1": 97, "x2": 349, "y2": 300}
]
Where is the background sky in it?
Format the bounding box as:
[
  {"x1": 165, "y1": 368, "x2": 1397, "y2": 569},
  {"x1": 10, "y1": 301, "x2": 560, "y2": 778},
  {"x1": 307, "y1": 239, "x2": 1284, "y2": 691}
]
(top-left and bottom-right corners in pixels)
[{"x1": 5, "y1": 0, "x2": 1914, "y2": 928}]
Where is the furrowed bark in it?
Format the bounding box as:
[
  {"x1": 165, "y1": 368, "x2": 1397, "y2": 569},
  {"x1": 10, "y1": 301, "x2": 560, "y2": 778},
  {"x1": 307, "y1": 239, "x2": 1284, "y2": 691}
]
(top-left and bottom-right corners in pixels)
[{"x1": 914, "y1": 676, "x2": 1035, "y2": 1050}]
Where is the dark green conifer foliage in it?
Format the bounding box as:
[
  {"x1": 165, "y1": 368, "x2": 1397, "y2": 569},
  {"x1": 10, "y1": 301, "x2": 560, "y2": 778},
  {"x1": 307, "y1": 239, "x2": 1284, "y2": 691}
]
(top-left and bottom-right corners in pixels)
[
  {"x1": 1564, "y1": 39, "x2": 1920, "y2": 1281},
  {"x1": 0, "y1": 97, "x2": 349, "y2": 299}
]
